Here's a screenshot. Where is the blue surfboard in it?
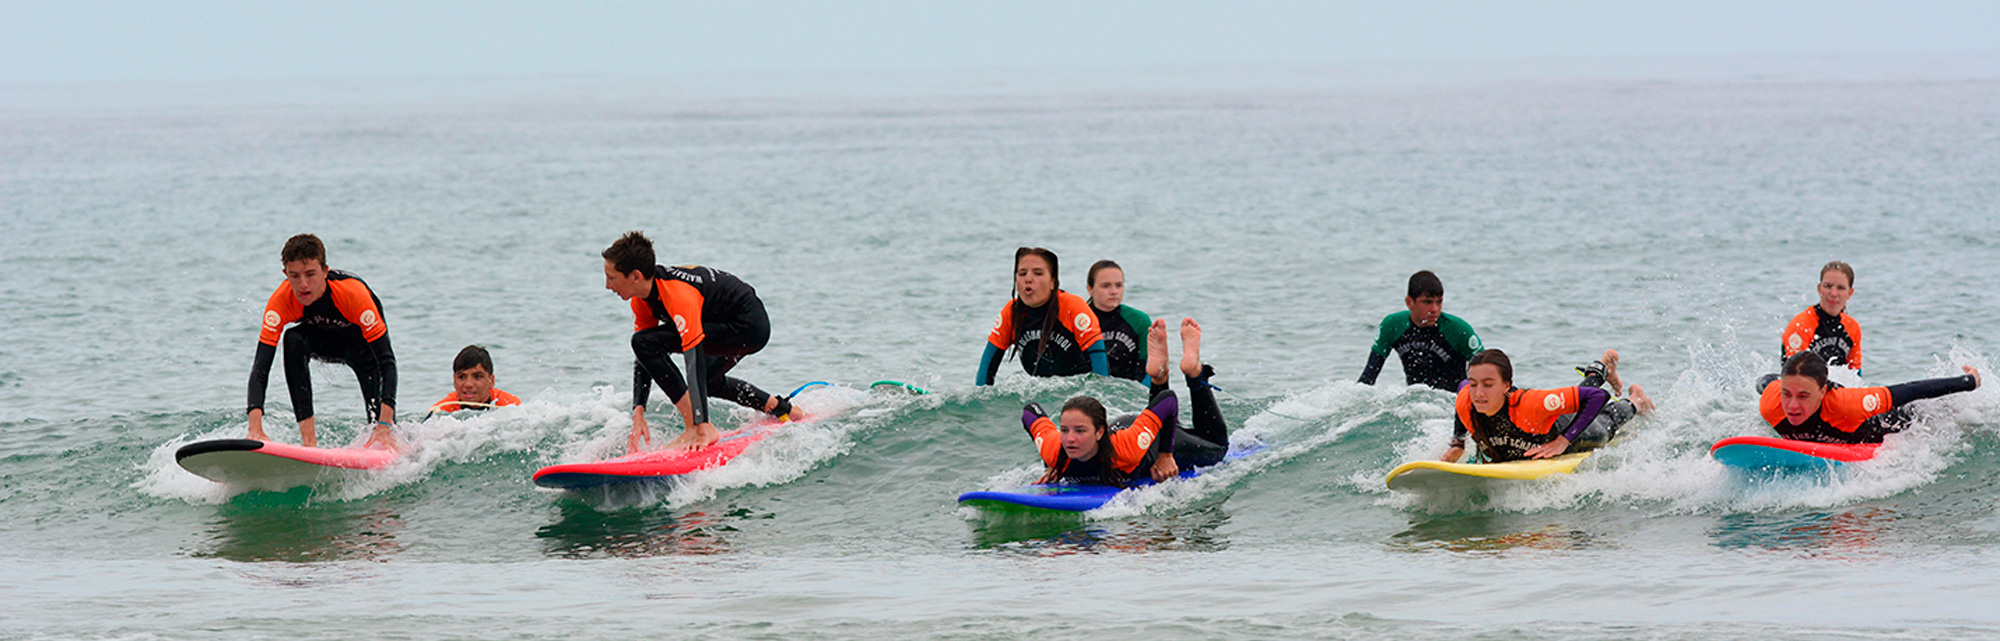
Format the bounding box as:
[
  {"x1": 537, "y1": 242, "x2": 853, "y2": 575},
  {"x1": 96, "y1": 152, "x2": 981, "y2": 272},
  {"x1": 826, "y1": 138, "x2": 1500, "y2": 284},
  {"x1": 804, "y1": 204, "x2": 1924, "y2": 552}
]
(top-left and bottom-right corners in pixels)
[{"x1": 958, "y1": 446, "x2": 1258, "y2": 513}]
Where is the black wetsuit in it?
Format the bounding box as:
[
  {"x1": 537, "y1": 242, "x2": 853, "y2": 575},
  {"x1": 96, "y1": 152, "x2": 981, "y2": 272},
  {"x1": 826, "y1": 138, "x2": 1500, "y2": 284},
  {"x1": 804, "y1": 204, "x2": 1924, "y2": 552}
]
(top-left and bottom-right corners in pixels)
[
  {"x1": 1091, "y1": 303, "x2": 1152, "y2": 382},
  {"x1": 1144, "y1": 366, "x2": 1231, "y2": 469},
  {"x1": 629, "y1": 265, "x2": 781, "y2": 424},
  {"x1": 247, "y1": 271, "x2": 398, "y2": 423}
]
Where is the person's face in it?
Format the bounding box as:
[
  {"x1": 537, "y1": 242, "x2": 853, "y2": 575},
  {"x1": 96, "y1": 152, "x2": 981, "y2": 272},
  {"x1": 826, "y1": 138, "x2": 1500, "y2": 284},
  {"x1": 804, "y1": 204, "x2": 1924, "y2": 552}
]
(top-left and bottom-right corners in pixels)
[
  {"x1": 604, "y1": 259, "x2": 651, "y2": 300},
  {"x1": 1406, "y1": 294, "x2": 1443, "y2": 327},
  {"x1": 1466, "y1": 363, "x2": 1509, "y2": 415},
  {"x1": 1089, "y1": 268, "x2": 1125, "y2": 312},
  {"x1": 1015, "y1": 255, "x2": 1054, "y2": 307},
  {"x1": 454, "y1": 365, "x2": 495, "y2": 403},
  {"x1": 1058, "y1": 409, "x2": 1103, "y2": 461},
  {"x1": 282, "y1": 258, "x2": 329, "y2": 306},
  {"x1": 1817, "y1": 271, "x2": 1853, "y2": 315},
  {"x1": 1778, "y1": 375, "x2": 1828, "y2": 425}
]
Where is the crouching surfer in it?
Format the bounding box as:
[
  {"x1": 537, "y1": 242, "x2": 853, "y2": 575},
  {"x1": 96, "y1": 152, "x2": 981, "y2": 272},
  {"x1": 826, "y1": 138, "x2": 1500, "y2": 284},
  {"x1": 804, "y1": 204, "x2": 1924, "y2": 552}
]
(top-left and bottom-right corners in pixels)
[
  {"x1": 602, "y1": 231, "x2": 797, "y2": 454},
  {"x1": 1759, "y1": 351, "x2": 1979, "y2": 444},
  {"x1": 245, "y1": 233, "x2": 399, "y2": 450},
  {"x1": 1443, "y1": 348, "x2": 1656, "y2": 463}
]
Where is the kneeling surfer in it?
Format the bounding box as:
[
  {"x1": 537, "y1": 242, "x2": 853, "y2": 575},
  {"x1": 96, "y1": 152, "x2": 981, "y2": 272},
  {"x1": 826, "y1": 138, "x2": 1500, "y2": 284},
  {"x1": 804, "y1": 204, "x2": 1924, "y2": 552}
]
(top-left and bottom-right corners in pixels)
[{"x1": 1444, "y1": 348, "x2": 1656, "y2": 463}]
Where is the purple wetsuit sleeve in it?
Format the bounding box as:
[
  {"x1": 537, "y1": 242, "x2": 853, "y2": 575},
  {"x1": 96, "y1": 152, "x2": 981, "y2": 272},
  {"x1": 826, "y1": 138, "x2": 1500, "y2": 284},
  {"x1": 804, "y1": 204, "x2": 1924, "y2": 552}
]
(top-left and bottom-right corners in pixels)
[
  {"x1": 1148, "y1": 392, "x2": 1180, "y2": 453},
  {"x1": 1561, "y1": 386, "x2": 1611, "y2": 442}
]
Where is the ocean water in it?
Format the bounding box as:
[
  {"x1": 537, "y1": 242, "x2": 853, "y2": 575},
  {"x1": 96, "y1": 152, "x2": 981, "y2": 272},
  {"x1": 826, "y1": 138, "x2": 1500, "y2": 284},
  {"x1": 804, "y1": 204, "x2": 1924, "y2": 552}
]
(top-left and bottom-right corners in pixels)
[{"x1": 4, "y1": 59, "x2": 2000, "y2": 639}]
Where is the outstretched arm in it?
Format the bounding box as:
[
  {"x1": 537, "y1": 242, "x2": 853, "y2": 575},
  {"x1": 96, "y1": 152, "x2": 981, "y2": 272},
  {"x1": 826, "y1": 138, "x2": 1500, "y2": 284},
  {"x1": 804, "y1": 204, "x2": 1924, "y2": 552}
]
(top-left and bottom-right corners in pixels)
[{"x1": 1887, "y1": 367, "x2": 1980, "y2": 407}]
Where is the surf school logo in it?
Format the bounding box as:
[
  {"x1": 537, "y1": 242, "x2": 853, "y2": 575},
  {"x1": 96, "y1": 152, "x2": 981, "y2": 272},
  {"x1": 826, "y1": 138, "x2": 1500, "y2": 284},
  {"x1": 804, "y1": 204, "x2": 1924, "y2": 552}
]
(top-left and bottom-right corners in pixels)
[
  {"x1": 1136, "y1": 431, "x2": 1153, "y2": 449},
  {"x1": 1468, "y1": 335, "x2": 1483, "y2": 351},
  {"x1": 1073, "y1": 313, "x2": 1092, "y2": 331},
  {"x1": 1863, "y1": 393, "x2": 1881, "y2": 412},
  {"x1": 359, "y1": 310, "x2": 378, "y2": 328},
  {"x1": 994, "y1": 313, "x2": 1005, "y2": 330},
  {"x1": 1544, "y1": 394, "x2": 1563, "y2": 411},
  {"x1": 263, "y1": 310, "x2": 281, "y2": 329},
  {"x1": 673, "y1": 315, "x2": 688, "y2": 333},
  {"x1": 1788, "y1": 333, "x2": 1804, "y2": 350}
]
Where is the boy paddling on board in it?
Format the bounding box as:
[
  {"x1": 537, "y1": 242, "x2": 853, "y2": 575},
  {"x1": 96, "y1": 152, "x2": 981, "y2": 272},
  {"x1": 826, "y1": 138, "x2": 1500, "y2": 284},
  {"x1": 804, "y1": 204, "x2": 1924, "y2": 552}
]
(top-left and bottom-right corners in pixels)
[
  {"x1": 428, "y1": 345, "x2": 520, "y2": 416},
  {"x1": 245, "y1": 234, "x2": 400, "y2": 450},
  {"x1": 602, "y1": 231, "x2": 797, "y2": 454},
  {"x1": 1359, "y1": 270, "x2": 1483, "y2": 391}
]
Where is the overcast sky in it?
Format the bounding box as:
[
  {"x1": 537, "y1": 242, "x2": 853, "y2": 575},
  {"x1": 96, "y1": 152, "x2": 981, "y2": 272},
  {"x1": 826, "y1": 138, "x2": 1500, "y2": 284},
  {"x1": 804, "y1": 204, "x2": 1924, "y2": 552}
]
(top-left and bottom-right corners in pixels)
[{"x1": 3, "y1": 1, "x2": 1997, "y2": 84}]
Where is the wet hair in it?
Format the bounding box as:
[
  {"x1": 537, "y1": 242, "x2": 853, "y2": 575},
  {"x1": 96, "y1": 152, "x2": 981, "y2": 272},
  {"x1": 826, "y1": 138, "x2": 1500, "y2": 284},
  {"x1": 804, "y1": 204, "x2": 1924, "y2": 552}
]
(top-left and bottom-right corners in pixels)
[
  {"x1": 1782, "y1": 350, "x2": 1831, "y2": 389},
  {"x1": 1037, "y1": 395, "x2": 1122, "y2": 486},
  {"x1": 1466, "y1": 349, "x2": 1513, "y2": 384},
  {"x1": 602, "y1": 231, "x2": 655, "y2": 276},
  {"x1": 281, "y1": 233, "x2": 326, "y2": 267},
  {"x1": 1820, "y1": 260, "x2": 1855, "y2": 288},
  {"x1": 453, "y1": 345, "x2": 494, "y2": 375},
  {"x1": 1012, "y1": 247, "x2": 1064, "y2": 364},
  {"x1": 1086, "y1": 259, "x2": 1122, "y2": 287},
  {"x1": 1408, "y1": 270, "x2": 1444, "y2": 299}
]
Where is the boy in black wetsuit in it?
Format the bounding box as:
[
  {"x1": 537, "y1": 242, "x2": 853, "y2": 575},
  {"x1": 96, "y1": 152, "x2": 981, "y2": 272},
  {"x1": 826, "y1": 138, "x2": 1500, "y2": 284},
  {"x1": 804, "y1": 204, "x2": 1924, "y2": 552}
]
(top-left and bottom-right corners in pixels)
[
  {"x1": 602, "y1": 231, "x2": 794, "y2": 453},
  {"x1": 245, "y1": 234, "x2": 399, "y2": 449},
  {"x1": 1359, "y1": 270, "x2": 1483, "y2": 392}
]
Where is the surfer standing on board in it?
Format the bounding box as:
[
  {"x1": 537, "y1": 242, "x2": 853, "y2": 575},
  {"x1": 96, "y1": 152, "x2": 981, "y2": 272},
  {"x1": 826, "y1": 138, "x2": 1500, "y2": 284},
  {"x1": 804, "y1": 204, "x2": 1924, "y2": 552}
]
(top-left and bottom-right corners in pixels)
[
  {"x1": 1359, "y1": 270, "x2": 1483, "y2": 392},
  {"x1": 603, "y1": 231, "x2": 795, "y2": 454},
  {"x1": 976, "y1": 247, "x2": 1109, "y2": 385},
  {"x1": 1759, "y1": 351, "x2": 1979, "y2": 444},
  {"x1": 245, "y1": 233, "x2": 400, "y2": 450},
  {"x1": 427, "y1": 345, "x2": 520, "y2": 415},
  {"x1": 1443, "y1": 348, "x2": 1656, "y2": 463},
  {"x1": 1780, "y1": 260, "x2": 1864, "y2": 373}
]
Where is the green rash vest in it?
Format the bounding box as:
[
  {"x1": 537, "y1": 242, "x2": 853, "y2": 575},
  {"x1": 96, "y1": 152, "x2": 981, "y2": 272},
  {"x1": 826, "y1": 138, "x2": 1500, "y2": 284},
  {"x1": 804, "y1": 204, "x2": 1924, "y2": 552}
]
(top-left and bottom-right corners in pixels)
[
  {"x1": 1093, "y1": 303, "x2": 1153, "y2": 383},
  {"x1": 1358, "y1": 311, "x2": 1481, "y2": 392}
]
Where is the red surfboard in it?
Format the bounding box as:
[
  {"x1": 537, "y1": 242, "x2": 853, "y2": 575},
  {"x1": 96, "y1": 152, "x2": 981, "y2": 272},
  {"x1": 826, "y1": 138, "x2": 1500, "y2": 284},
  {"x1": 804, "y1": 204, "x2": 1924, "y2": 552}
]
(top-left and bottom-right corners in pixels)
[
  {"x1": 532, "y1": 421, "x2": 779, "y2": 490},
  {"x1": 1709, "y1": 435, "x2": 1878, "y2": 470},
  {"x1": 176, "y1": 439, "x2": 400, "y2": 488}
]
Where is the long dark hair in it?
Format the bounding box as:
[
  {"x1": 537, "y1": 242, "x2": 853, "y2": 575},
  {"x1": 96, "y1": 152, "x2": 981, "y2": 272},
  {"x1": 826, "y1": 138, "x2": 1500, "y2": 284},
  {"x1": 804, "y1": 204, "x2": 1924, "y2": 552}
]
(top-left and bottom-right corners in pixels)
[
  {"x1": 1036, "y1": 395, "x2": 1121, "y2": 486},
  {"x1": 1011, "y1": 247, "x2": 1064, "y2": 365}
]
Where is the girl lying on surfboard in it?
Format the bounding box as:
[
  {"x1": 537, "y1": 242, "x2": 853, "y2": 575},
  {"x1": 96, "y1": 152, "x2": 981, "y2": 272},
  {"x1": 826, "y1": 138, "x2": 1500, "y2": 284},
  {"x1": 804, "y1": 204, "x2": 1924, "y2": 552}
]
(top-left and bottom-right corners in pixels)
[
  {"x1": 1443, "y1": 349, "x2": 1656, "y2": 463},
  {"x1": 1759, "y1": 351, "x2": 1979, "y2": 445},
  {"x1": 1020, "y1": 315, "x2": 1232, "y2": 485}
]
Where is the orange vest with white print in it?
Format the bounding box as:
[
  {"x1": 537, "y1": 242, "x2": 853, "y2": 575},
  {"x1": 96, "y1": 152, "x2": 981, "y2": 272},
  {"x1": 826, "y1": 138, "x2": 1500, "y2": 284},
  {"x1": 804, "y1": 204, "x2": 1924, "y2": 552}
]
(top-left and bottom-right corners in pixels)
[{"x1": 258, "y1": 271, "x2": 387, "y2": 346}]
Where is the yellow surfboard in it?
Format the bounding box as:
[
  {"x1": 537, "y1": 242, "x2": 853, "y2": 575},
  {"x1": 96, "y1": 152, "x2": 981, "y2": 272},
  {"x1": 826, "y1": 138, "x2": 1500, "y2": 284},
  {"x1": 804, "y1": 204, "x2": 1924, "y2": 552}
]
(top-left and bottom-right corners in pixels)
[{"x1": 1384, "y1": 451, "x2": 1593, "y2": 493}]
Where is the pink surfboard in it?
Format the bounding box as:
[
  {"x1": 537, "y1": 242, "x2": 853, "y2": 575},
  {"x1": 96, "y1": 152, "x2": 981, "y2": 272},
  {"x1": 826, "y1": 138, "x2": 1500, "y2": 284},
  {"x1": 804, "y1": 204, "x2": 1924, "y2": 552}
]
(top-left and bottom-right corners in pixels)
[
  {"x1": 176, "y1": 439, "x2": 399, "y2": 489},
  {"x1": 532, "y1": 422, "x2": 779, "y2": 490}
]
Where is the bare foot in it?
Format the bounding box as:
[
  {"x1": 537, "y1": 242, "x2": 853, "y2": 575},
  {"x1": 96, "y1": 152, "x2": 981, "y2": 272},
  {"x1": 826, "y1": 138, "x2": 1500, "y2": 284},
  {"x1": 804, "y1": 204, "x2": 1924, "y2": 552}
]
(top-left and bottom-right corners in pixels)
[
  {"x1": 1146, "y1": 319, "x2": 1170, "y2": 385},
  {"x1": 661, "y1": 422, "x2": 721, "y2": 451},
  {"x1": 1600, "y1": 349, "x2": 1625, "y2": 397},
  {"x1": 1179, "y1": 317, "x2": 1204, "y2": 379},
  {"x1": 1628, "y1": 384, "x2": 1656, "y2": 414}
]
